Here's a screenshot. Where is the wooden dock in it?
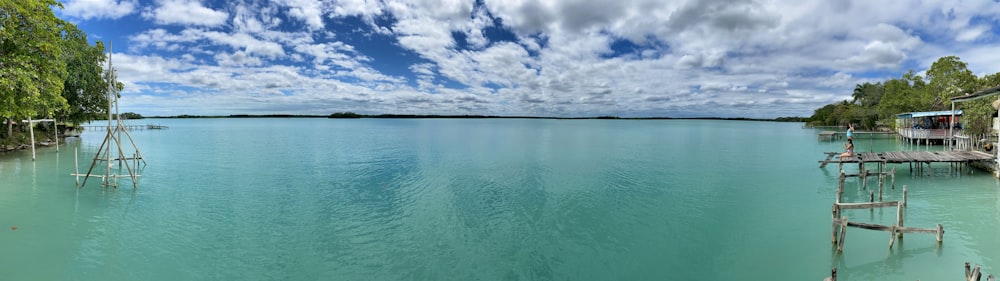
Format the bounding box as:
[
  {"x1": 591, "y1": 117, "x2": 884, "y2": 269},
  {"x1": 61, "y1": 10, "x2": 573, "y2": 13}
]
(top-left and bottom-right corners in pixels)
[
  {"x1": 79, "y1": 124, "x2": 168, "y2": 131},
  {"x1": 819, "y1": 150, "x2": 994, "y2": 176},
  {"x1": 819, "y1": 151, "x2": 994, "y2": 166}
]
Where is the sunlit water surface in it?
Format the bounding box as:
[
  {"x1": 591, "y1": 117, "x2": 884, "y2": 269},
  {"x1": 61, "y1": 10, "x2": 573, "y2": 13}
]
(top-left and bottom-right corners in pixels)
[{"x1": 2, "y1": 119, "x2": 999, "y2": 280}]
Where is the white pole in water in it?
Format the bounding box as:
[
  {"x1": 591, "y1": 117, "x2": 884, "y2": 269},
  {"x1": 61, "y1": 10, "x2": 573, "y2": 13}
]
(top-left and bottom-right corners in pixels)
[
  {"x1": 107, "y1": 42, "x2": 115, "y2": 186},
  {"x1": 74, "y1": 147, "x2": 79, "y2": 185},
  {"x1": 54, "y1": 118, "x2": 59, "y2": 152},
  {"x1": 949, "y1": 102, "x2": 955, "y2": 150},
  {"x1": 28, "y1": 116, "x2": 35, "y2": 161}
]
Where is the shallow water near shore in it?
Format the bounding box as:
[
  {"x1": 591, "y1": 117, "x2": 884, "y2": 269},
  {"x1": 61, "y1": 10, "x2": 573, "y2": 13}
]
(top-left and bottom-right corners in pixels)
[{"x1": 2, "y1": 118, "x2": 1000, "y2": 280}]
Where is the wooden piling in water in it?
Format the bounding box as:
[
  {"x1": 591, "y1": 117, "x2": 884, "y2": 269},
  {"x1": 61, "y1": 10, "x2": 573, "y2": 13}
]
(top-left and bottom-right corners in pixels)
[
  {"x1": 823, "y1": 267, "x2": 836, "y2": 281},
  {"x1": 888, "y1": 224, "x2": 897, "y2": 248},
  {"x1": 896, "y1": 202, "x2": 904, "y2": 239},
  {"x1": 891, "y1": 167, "x2": 896, "y2": 189},
  {"x1": 965, "y1": 262, "x2": 971, "y2": 279},
  {"x1": 902, "y1": 186, "x2": 907, "y2": 207},
  {"x1": 837, "y1": 216, "x2": 848, "y2": 253},
  {"x1": 936, "y1": 224, "x2": 944, "y2": 243},
  {"x1": 837, "y1": 170, "x2": 845, "y2": 204},
  {"x1": 859, "y1": 161, "x2": 866, "y2": 188},
  {"x1": 878, "y1": 173, "x2": 884, "y2": 201},
  {"x1": 832, "y1": 204, "x2": 839, "y2": 243}
]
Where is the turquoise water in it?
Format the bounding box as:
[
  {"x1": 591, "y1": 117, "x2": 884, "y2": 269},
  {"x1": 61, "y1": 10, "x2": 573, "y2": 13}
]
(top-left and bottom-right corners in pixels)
[{"x1": 2, "y1": 119, "x2": 999, "y2": 280}]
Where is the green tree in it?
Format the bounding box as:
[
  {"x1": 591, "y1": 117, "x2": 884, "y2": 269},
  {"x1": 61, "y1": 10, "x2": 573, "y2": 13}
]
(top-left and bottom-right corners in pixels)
[
  {"x1": 925, "y1": 56, "x2": 977, "y2": 110},
  {"x1": 876, "y1": 70, "x2": 930, "y2": 128},
  {"x1": 852, "y1": 82, "x2": 884, "y2": 108},
  {"x1": 1, "y1": 0, "x2": 69, "y2": 138},
  {"x1": 58, "y1": 24, "x2": 111, "y2": 124},
  {"x1": 960, "y1": 73, "x2": 1000, "y2": 137},
  {"x1": 980, "y1": 72, "x2": 1000, "y2": 89},
  {"x1": 850, "y1": 82, "x2": 885, "y2": 128}
]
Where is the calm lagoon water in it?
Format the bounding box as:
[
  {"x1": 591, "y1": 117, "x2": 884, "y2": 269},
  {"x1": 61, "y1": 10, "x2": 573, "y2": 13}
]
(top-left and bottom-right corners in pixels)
[{"x1": 2, "y1": 118, "x2": 1000, "y2": 280}]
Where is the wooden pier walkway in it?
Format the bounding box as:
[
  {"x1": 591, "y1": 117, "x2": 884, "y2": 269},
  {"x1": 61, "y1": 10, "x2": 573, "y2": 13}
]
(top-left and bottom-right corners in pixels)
[
  {"x1": 819, "y1": 150, "x2": 994, "y2": 167},
  {"x1": 78, "y1": 124, "x2": 168, "y2": 131}
]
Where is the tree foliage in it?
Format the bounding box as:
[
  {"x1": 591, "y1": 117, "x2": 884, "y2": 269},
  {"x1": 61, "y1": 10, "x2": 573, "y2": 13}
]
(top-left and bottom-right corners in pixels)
[
  {"x1": 59, "y1": 23, "x2": 110, "y2": 124},
  {"x1": 1, "y1": 0, "x2": 119, "y2": 143},
  {"x1": 0, "y1": 0, "x2": 69, "y2": 119},
  {"x1": 810, "y1": 56, "x2": 1000, "y2": 134}
]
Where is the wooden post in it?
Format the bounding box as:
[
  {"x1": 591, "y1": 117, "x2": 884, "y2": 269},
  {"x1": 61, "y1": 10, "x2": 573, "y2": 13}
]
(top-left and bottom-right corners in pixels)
[
  {"x1": 869, "y1": 190, "x2": 874, "y2": 202},
  {"x1": 891, "y1": 167, "x2": 896, "y2": 189},
  {"x1": 837, "y1": 170, "x2": 845, "y2": 204},
  {"x1": 837, "y1": 216, "x2": 848, "y2": 253},
  {"x1": 824, "y1": 267, "x2": 837, "y2": 281},
  {"x1": 54, "y1": 118, "x2": 58, "y2": 152},
  {"x1": 902, "y1": 186, "x2": 907, "y2": 207},
  {"x1": 832, "y1": 204, "x2": 840, "y2": 243},
  {"x1": 888, "y1": 224, "x2": 897, "y2": 249},
  {"x1": 896, "y1": 203, "x2": 904, "y2": 239},
  {"x1": 878, "y1": 173, "x2": 884, "y2": 201},
  {"x1": 862, "y1": 168, "x2": 868, "y2": 190},
  {"x1": 967, "y1": 262, "x2": 972, "y2": 280},
  {"x1": 936, "y1": 224, "x2": 944, "y2": 243}
]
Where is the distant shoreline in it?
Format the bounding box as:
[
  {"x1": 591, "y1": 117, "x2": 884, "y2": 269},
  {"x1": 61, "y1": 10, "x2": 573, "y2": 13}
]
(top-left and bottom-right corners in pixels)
[{"x1": 145, "y1": 114, "x2": 807, "y2": 122}]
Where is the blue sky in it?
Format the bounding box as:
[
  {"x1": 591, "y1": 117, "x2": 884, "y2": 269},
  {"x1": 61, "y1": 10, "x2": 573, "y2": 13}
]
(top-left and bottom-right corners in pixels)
[{"x1": 56, "y1": 0, "x2": 1000, "y2": 118}]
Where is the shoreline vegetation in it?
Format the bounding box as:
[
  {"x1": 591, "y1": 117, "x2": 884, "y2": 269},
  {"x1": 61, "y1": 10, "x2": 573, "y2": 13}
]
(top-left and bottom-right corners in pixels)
[
  {"x1": 1, "y1": 113, "x2": 805, "y2": 154},
  {"x1": 145, "y1": 113, "x2": 808, "y2": 122},
  {"x1": 807, "y1": 56, "x2": 1000, "y2": 136}
]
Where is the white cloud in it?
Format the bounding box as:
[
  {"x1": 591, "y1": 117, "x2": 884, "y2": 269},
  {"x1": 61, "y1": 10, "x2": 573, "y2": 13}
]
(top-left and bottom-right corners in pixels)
[
  {"x1": 61, "y1": 0, "x2": 136, "y2": 20},
  {"x1": 215, "y1": 51, "x2": 263, "y2": 67},
  {"x1": 131, "y1": 28, "x2": 286, "y2": 58},
  {"x1": 850, "y1": 41, "x2": 906, "y2": 68},
  {"x1": 955, "y1": 25, "x2": 990, "y2": 42},
  {"x1": 107, "y1": 0, "x2": 1000, "y2": 118},
  {"x1": 143, "y1": 0, "x2": 229, "y2": 26},
  {"x1": 274, "y1": 0, "x2": 325, "y2": 30},
  {"x1": 821, "y1": 72, "x2": 855, "y2": 88}
]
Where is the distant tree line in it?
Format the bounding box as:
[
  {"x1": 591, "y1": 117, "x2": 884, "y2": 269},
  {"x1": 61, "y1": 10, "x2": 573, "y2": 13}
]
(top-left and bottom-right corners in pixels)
[
  {"x1": 1, "y1": 0, "x2": 121, "y2": 143},
  {"x1": 328, "y1": 112, "x2": 808, "y2": 121},
  {"x1": 809, "y1": 56, "x2": 1000, "y2": 136}
]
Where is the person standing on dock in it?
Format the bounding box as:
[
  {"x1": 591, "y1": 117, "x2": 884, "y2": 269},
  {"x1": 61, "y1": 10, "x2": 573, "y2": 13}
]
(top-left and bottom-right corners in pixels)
[
  {"x1": 839, "y1": 138, "x2": 854, "y2": 160},
  {"x1": 846, "y1": 123, "x2": 854, "y2": 140}
]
